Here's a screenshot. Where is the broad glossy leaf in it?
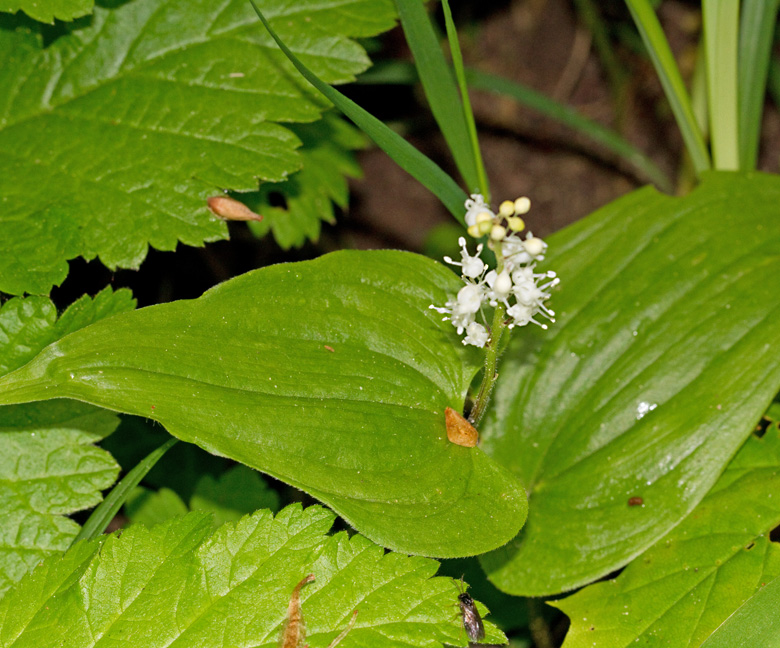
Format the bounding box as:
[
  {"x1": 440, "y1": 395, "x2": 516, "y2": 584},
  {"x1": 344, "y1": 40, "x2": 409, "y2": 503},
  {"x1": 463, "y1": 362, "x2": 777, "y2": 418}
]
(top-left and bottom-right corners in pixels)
[
  {"x1": 0, "y1": 0, "x2": 91, "y2": 23},
  {"x1": 480, "y1": 172, "x2": 780, "y2": 595},
  {"x1": 0, "y1": 505, "x2": 507, "y2": 647},
  {"x1": 699, "y1": 574, "x2": 780, "y2": 648},
  {"x1": 555, "y1": 424, "x2": 780, "y2": 647},
  {"x1": 0, "y1": 400, "x2": 119, "y2": 597},
  {"x1": 0, "y1": 0, "x2": 396, "y2": 295},
  {"x1": 0, "y1": 250, "x2": 527, "y2": 556}
]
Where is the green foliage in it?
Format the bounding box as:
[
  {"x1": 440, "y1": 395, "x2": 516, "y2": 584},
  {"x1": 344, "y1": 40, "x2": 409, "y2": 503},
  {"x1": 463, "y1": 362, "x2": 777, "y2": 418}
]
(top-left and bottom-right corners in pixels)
[
  {"x1": 480, "y1": 172, "x2": 780, "y2": 596},
  {"x1": 73, "y1": 437, "x2": 177, "y2": 543},
  {"x1": 0, "y1": 288, "x2": 135, "y2": 375},
  {"x1": 555, "y1": 422, "x2": 780, "y2": 647},
  {"x1": 245, "y1": 114, "x2": 365, "y2": 249},
  {"x1": 0, "y1": 0, "x2": 91, "y2": 24},
  {"x1": 699, "y1": 575, "x2": 780, "y2": 648},
  {"x1": 0, "y1": 289, "x2": 134, "y2": 595},
  {"x1": 248, "y1": 0, "x2": 469, "y2": 221},
  {"x1": 127, "y1": 464, "x2": 281, "y2": 528},
  {"x1": 0, "y1": 401, "x2": 119, "y2": 597},
  {"x1": 0, "y1": 505, "x2": 506, "y2": 647},
  {"x1": 0, "y1": 0, "x2": 396, "y2": 295},
  {"x1": 0, "y1": 251, "x2": 527, "y2": 557}
]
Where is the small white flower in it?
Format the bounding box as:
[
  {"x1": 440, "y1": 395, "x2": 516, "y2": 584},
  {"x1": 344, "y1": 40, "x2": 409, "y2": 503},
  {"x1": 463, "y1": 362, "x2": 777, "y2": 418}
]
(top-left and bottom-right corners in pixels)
[
  {"x1": 443, "y1": 237, "x2": 486, "y2": 279},
  {"x1": 429, "y1": 283, "x2": 486, "y2": 334},
  {"x1": 464, "y1": 193, "x2": 494, "y2": 227},
  {"x1": 463, "y1": 322, "x2": 490, "y2": 347},
  {"x1": 485, "y1": 269, "x2": 512, "y2": 306},
  {"x1": 456, "y1": 283, "x2": 484, "y2": 314},
  {"x1": 432, "y1": 193, "x2": 558, "y2": 345},
  {"x1": 524, "y1": 235, "x2": 547, "y2": 258},
  {"x1": 507, "y1": 303, "x2": 547, "y2": 329},
  {"x1": 503, "y1": 232, "x2": 547, "y2": 268}
]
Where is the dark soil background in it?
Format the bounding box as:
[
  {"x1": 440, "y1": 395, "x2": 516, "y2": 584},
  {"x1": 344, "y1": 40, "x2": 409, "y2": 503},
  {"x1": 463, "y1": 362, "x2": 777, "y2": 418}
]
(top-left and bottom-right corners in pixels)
[{"x1": 53, "y1": 0, "x2": 780, "y2": 309}]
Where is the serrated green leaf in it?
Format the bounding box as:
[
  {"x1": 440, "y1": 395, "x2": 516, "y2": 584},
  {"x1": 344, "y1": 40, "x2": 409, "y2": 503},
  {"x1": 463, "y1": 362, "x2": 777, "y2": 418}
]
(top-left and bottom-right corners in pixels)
[
  {"x1": 245, "y1": 113, "x2": 365, "y2": 248},
  {"x1": 127, "y1": 465, "x2": 281, "y2": 529},
  {"x1": 125, "y1": 487, "x2": 189, "y2": 528},
  {"x1": 248, "y1": 0, "x2": 469, "y2": 222},
  {"x1": 0, "y1": 400, "x2": 119, "y2": 597},
  {"x1": 0, "y1": 288, "x2": 136, "y2": 375},
  {"x1": 0, "y1": 289, "x2": 130, "y2": 594},
  {"x1": 0, "y1": 0, "x2": 92, "y2": 24},
  {"x1": 0, "y1": 505, "x2": 507, "y2": 647},
  {"x1": 0, "y1": 250, "x2": 528, "y2": 557},
  {"x1": 479, "y1": 172, "x2": 780, "y2": 595},
  {"x1": 190, "y1": 465, "x2": 281, "y2": 524},
  {"x1": 554, "y1": 424, "x2": 780, "y2": 647},
  {"x1": 0, "y1": 0, "x2": 396, "y2": 295}
]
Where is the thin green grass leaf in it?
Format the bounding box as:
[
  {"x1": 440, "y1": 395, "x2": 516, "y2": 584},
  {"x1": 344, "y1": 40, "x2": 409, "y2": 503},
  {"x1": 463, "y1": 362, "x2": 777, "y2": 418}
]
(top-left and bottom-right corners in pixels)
[
  {"x1": 72, "y1": 437, "x2": 177, "y2": 544},
  {"x1": 703, "y1": 0, "x2": 740, "y2": 170},
  {"x1": 394, "y1": 0, "x2": 481, "y2": 193},
  {"x1": 358, "y1": 61, "x2": 671, "y2": 190},
  {"x1": 464, "y1": 68, "x2": 673, "y2": 191},
  {"x1": 248, "y1": 0, "x2": 468, "y2": 222},
  {"x1": 625, "y1": 0, "x2": 711, "y2": 175},
  {"x1": 439, "y1": 0, "x2": 489, "y2": 197},
  {"x1": 738, "y1": 0, "x2": 780, "y2": 170}
]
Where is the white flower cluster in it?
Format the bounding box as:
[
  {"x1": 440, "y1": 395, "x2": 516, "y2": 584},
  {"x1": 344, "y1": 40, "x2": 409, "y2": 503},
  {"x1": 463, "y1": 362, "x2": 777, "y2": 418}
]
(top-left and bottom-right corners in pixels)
[{"x1": 430, "y1": 194, "x2": 559, "y2": 348}]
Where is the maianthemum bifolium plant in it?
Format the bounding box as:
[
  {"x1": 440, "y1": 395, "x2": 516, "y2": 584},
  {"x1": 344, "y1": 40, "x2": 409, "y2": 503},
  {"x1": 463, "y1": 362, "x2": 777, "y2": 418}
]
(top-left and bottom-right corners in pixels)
[{"x1": 0, "y1": 0, "x2": 779, "y2": 646}]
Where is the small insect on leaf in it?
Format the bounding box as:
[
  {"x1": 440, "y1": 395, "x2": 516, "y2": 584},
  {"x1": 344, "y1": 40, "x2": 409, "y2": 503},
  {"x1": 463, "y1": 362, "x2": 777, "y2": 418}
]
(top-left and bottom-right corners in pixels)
[
  {"x1": 207, "y1": 195, "x2": 263, "y2": 222},
  {"x1": 456, "y1": 577, "x2": 485, "y2": 642},
  {"x1": 445, "y1": 407, "x2": 479, "y2": 447},
  {"x1": 280, "y1": 574, "x2": 315, "y2": 648},
  {"x1": 628, "y1": 496, "x2": 644, "y2": 507}
]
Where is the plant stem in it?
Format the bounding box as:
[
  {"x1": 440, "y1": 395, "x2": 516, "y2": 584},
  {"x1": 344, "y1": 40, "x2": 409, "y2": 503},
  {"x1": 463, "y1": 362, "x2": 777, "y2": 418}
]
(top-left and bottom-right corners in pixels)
[
  {"x1": 703, "y1": 0, "x2": 740, "y2": 170},
  {"x1": 527, "y1": 598, "x2": 555, "y2": 648},
  {"x1": 469, "y1": 301, "x2": 507, "y2": 427}
]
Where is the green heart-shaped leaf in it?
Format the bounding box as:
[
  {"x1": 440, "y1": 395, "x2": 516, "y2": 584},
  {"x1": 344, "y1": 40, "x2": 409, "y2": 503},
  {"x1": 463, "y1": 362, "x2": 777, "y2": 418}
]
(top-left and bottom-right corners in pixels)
[
  {"x1": 0, "y1": 250, "x2": 527, "y2": 556},
  {"x1": 480, "y1": 171, "x2": 780, "y2": 595}
]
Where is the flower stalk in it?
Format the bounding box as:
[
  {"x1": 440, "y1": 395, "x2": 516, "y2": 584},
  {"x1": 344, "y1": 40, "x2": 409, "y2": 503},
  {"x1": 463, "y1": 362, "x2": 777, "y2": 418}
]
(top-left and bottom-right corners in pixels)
[{"x1": 430, "y1": 193, "x2": 559, "y2": 425}]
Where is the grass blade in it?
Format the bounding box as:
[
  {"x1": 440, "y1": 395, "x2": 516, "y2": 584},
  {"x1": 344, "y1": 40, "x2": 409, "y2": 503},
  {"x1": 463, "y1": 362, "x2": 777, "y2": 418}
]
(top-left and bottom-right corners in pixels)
[
  {"x1": 625, "y1": 0, "x2": 711, "y2": 175},
  {"x1": 248, "y1": 0, "x2": 468, "y2": 222},
  {"x1": 703, "y1": 0, "x2": 740, "y2": 170},
  {"x1": 738, "y1": 0, "x2": 780, "y2": 170},
  {"x1": 464, "y1": 68, "x2": 673, "y2": 191},
  {"x1": 394, "y1": 0, "x2": 481, "y2": 194},
  {"x1": 72, "y1": 437, "x2": 178, "y2": 544},
  {"x1": 439, "y1": 0, "x2": 489, "y2": 198}
]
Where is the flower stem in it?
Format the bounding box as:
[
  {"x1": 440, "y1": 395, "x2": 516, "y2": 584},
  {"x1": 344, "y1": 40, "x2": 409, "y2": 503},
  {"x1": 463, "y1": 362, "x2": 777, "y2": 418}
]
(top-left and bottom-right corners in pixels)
[{"x1": 469, "y1": 300, "x2": 507, "y2": 427}]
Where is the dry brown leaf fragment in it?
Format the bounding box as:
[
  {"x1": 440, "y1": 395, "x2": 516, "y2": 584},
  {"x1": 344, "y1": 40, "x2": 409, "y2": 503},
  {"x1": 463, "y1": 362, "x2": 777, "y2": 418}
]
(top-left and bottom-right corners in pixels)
[
  {"x1": 445, "y1": 407, "x2": 479, "y2": 447},
  {"x1": 207, "y1": 195, "x2": 263, "y2": 222}
]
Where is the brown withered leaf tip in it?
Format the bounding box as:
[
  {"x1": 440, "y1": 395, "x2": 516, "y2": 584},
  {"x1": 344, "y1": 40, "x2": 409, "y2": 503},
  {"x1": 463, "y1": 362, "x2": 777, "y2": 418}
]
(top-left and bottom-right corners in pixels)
[
  {"x1": 445, "y1": 407, "x2": 479, "y2": 447},
  {"x1": 207, "y1": 195, "x2": 263, "y2": 222}
]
